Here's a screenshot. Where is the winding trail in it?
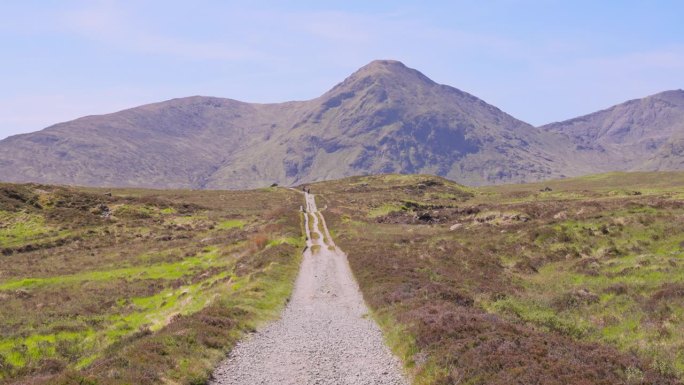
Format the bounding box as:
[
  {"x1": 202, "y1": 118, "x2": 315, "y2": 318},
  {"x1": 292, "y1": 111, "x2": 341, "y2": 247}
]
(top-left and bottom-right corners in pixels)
[{"x1": 210, "y1": 192, "x2": 408, "y2": 385}]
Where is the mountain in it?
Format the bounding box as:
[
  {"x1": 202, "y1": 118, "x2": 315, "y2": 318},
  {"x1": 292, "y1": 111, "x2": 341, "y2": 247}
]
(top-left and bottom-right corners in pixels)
[
  {"x1": 210, "y1": 60, "x2": 583, "y2": 188},
  {"x1": 541, "y1": 89, "x2": 684, "y2": 172},
  {"x1": 0, "y1": 60, "x2": 680, "y2": 189}
]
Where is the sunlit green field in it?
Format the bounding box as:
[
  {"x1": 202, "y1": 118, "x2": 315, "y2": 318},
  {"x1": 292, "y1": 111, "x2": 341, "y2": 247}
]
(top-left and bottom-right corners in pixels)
[{"x1": 0, "y1": 184, "x2": 304, "y2": 385}]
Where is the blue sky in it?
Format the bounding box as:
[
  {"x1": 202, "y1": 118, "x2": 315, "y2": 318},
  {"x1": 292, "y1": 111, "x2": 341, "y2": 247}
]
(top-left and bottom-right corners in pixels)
[{"x1": 1, "y1": 0, "x2": 683, "y2": 139}]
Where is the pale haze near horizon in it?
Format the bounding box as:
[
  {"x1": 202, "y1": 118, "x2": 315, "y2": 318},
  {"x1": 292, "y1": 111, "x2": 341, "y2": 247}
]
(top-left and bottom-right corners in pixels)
[{"x1": 0, "y1": 0, "x2": 683, "y2": 139}]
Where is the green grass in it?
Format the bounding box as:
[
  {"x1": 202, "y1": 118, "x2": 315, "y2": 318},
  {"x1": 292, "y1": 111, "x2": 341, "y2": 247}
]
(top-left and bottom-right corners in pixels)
[
  {"x1": 0, "y1": 248, "x2": 227, "y2": 291},
  {"x1": 217, "y1": 219, "x2": 245, "y2": 230},
  {"x1": 483, "y1": 296, "x2": 591, "y2": 338},
  {"x1": 0, "y1": 183, "x2": 306, "y2": 384},
  {"x1": 0, "y1": 286, "x2": 234, "y2": 369},
  {"x1": 484, "y1": 200, "x2": 684, "y2": 378},
  {"x1": 268, "y1": 236, "x2": 301, "y2": 247},
  {"x1": 112, "y1": 204, "x2": 156, "y2": 218},
  {"x1": 0, "y1": 211, "x2": 56, "y2": 247},
  {"x1": 368, "y1": 203, "x2": 404, "y2": 218}
]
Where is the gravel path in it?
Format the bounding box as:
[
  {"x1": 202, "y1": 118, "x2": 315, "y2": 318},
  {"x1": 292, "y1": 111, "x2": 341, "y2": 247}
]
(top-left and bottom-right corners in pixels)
[{"x1": 210, "y1": 192, "x2": 408, "y2": 385}]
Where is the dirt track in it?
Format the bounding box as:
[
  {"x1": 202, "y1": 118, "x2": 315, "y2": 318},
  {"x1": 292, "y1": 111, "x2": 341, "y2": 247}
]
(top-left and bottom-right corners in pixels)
[{"x1": 210, "y1": 192, "x2": 407, "y2": 385}]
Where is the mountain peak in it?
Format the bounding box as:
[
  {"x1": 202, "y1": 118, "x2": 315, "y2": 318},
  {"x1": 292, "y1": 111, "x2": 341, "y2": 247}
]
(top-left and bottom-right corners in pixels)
[
  {"x1": 651, "y1": 89, "x2": 684, "y2": 105},
  {"x1": 358, "y1": 59, "x2": 408, "y2": 72},
  {"x1": 2, "y1": 59, "x2": 683, "y2": 190},
  {"x1": 352, "y1": 59, "x2": 431, "y2": 82},
  {"x1": 325, "y1": 60, "x2": 436, "y2": 98}
]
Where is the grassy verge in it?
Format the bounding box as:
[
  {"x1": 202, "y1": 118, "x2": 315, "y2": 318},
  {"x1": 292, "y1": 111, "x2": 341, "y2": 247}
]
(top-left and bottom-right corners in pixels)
[{"x1": 0, "y1": 183, "x2": 304, "y2": 384}]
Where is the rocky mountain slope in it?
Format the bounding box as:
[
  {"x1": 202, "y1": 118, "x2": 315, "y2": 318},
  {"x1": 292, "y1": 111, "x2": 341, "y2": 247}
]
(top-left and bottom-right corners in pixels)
[
  {"x1": 542, "y1": 89, "x2": 684, "y2": 172},
  {"x1": 0, "y1": 60, "x2": 681, "y2": 189},
  {"x1": 214, "y1": 60, "x2": 584, "y2": 188}
]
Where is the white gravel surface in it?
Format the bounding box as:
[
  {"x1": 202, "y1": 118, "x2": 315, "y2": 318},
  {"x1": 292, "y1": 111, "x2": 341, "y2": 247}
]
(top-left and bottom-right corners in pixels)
[{"x1": 210, "y1": 192, "x2": 408, "y2": 385}]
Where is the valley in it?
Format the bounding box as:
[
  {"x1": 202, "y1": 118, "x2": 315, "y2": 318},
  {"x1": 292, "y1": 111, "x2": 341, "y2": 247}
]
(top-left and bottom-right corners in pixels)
[{"x1": 2, "y1": 3, "x2": 682, "y2": 385}]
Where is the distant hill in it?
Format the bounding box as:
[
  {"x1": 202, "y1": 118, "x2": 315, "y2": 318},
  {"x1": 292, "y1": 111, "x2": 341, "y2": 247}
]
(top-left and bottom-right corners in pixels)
[
  {"x1": 0, "y1": 60, "x2": 681, "y2": 189},
  {"x1": 541, "y1": 89, "x2": 684, "y2": 172}
]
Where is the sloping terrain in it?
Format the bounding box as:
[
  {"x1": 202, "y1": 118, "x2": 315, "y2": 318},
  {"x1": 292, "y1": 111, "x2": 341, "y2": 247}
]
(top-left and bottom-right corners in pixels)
[
  {"x1": 0, "y1": 60, "x2": 591, "y2": 189},
  {"x1": 1, "y1": 62, "x2": 683, "y2": 190},
  {"x1": 312, "y1": 173, "x2": 684, "y2": 385},
  {"x1": 0, "y1": 97, "x2": 290, "y2": 189},
  {"x1": 0, "y1": 183, "x2": 304, "y2": 384},
  {"x1": 213, "y1": 60, "x2": 582, "y2": 188},
  {"x1": 2, "y1": 61, "x2": 682, "y2": 190},
  {"x1": 542, "y1": 89, "x2": 684, "y2": 172}
]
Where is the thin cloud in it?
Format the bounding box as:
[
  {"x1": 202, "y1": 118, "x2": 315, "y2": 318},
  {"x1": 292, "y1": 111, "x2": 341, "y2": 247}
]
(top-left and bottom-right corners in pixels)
[
  {"x1": 1, "y1": 2, "x2": 682, "y2": 137},
  {"x1": 57, "y1": 3, "x2": 265, "y2": 62}
]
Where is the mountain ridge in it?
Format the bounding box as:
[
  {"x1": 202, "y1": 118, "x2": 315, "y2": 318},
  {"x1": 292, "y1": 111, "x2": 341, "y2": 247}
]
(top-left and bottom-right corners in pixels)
[
  {"x1": 541, "y1": 88, "x2": 684, "y2": 172},
  {"x1": 0, "y1": 60, "x2": 681, "y2": 189}
]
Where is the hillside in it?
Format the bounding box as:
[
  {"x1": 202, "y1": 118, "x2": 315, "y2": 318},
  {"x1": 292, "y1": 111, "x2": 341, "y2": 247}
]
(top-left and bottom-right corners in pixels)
[
  {"x1": 218, "y1": 60, "x2": 582, "y2": 187},
  {"x1": 542, "y1": 89, "x2": 684, "y2": 172},
  {"x1": 1, "y1": 61, "x2": 682, "y2": 189},
  {"x1": 0, "y1": 60, "x2": 588, "y2": 189}
]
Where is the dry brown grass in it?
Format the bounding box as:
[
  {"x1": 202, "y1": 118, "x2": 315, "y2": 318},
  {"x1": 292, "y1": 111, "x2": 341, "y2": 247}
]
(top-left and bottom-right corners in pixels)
[{"x1": 250, "y1": 233, "x2": 270, "y2": 251}]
